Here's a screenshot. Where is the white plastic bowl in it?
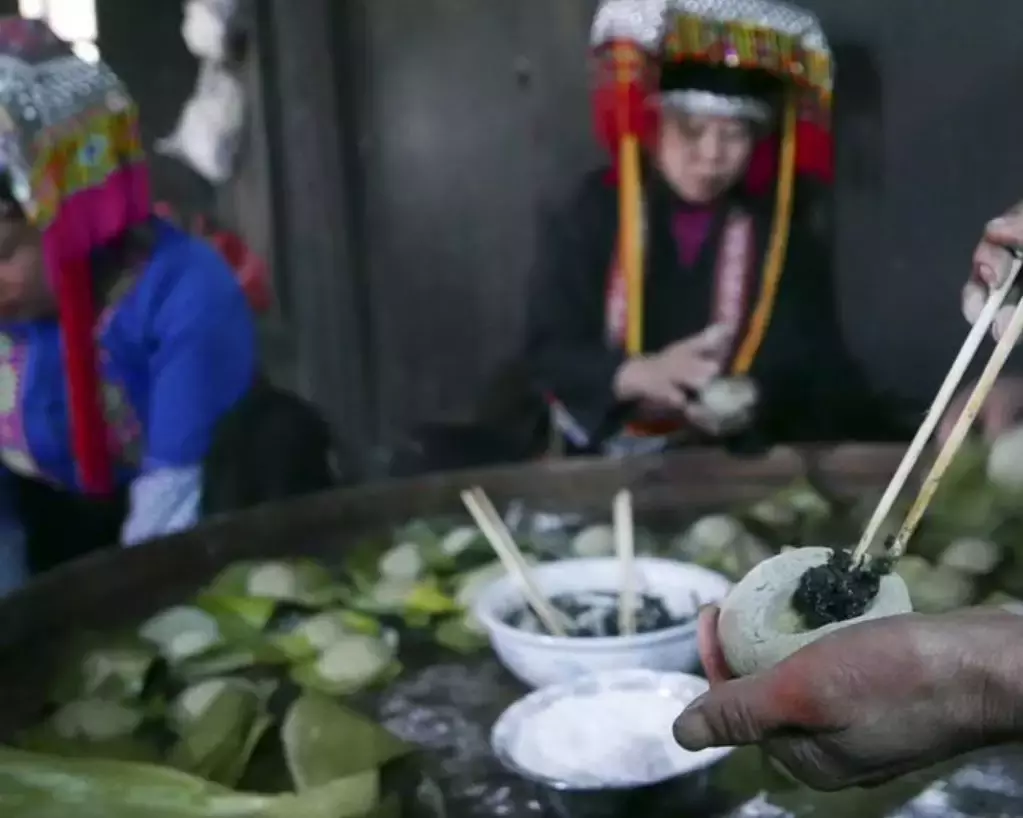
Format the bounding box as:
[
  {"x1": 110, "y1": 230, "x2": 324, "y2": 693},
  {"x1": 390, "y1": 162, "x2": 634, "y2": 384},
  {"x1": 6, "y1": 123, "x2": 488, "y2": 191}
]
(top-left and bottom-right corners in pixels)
[
  {"x1": 472, "y1": 557, "x2": 732, "y2": 688},
  {"x1": 491, "y1": 669, "x2": 733, "y2": 790}
]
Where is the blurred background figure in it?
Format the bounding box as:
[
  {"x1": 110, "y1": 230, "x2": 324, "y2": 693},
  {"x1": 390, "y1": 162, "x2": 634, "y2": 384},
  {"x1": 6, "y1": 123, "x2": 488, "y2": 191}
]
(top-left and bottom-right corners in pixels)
[
  {"x1": 525, "y1": 0, "x2": 905, "y2": 458},
  {"x1": 0, "y1": 17, "x2": 336, "y2": 597}
]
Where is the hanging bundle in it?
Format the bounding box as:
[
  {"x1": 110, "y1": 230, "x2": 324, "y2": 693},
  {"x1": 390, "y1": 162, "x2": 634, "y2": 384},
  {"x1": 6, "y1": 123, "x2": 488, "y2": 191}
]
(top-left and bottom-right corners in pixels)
[
  {"x1": 160, "y1": 0, "x2": 248, "y2": 185},
  {"x1": 181, "y1": 0, "x2": 242, "y2": 63}
]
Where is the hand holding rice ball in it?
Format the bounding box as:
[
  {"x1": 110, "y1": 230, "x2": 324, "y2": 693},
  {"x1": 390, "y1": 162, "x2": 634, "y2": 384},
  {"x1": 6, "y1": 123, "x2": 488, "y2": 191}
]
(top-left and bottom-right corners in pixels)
[
  {"x1": 712, "y1": 547, "x2": 912, "y2": 677},
  {"x1": 667, "y1": 205, "x2": 1023, "y2": 792},
  {"x1": 613, "y1": 324, "x2": 759, "y2": 435},
  {"x1": 686, "y1": 376, "x2": 758, "y2": 436},
  {"x1": 674, "y1": 563, "x2": 1023, "y2": 791}
]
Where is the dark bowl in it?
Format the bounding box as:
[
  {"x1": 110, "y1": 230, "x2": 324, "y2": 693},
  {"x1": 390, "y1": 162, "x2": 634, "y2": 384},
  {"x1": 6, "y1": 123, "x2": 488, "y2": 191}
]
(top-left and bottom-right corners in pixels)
[{"x1": 524, "y1": 764, "x2": 722, "y2": 818}]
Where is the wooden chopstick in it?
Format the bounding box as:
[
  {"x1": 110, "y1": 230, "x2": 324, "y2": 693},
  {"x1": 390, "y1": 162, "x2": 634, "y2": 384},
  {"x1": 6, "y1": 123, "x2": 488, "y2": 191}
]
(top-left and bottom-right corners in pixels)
[
  {"x1": 613, "y1": 489, "x2": 636, "y2": 636},
  {"x1": 852, "y1": 254, "x2": 1023, "y2": 565},
  {"x1": 888, "y1": 265, "x2": 1023, "y2": 557},
  {"x1": 468, "y1": 488, "x2": 535, "y2": 579},
  {"x1": 466, "y1": 487, "x2": 569, "y2": 634},
  {"x1": 460, "y1": 488, "x2": 568, "y2": 636}
]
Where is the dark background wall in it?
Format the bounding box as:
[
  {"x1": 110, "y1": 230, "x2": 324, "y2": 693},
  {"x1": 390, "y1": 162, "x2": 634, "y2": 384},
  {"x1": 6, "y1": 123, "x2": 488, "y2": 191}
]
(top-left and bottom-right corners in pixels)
[{"x1": 94, "y1": 0, "x2": 1023, "y2": 458}]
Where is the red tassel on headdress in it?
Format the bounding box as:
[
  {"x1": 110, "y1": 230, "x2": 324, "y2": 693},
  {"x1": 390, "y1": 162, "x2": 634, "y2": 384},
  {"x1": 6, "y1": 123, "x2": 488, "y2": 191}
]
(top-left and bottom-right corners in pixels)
[
  {"x1": 48, "y1": 155, "x2": 151, "y2": 495},
  {"x1": 745, "y1": 120, "x2": 834, "y2": 196},
  {"x1": 593, "y1": 81, "x2": 659, "y2": 154},
  {"x1": 57, "y1": 249, "x2": 112, "y2": 494},
  {"x1": 592, "y1": 43, "x2": 659, "y2": 154}
]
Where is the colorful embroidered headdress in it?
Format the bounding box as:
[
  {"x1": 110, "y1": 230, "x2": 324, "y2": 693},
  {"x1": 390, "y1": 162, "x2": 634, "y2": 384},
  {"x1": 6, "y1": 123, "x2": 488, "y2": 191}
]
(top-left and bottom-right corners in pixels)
[
  {"x1": 0, "y1": 17, "x2": 149, "y2": 494},
  {"x1": 590, "y1": 0, "x2": 833, "y2": 362}
]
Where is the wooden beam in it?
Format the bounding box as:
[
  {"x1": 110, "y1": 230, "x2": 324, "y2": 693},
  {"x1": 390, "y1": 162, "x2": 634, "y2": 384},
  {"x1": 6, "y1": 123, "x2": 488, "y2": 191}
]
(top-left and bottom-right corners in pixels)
[{"x1": 259, "y1": 0, "x2": 375, "y2": 473}]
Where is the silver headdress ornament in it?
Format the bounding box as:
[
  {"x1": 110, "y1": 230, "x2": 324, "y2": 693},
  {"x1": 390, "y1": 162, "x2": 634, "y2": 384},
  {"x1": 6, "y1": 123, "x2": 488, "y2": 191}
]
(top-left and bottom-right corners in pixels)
[
  {"x1": 591, "y1": 0, "x2": 831, "y2": 58},
  {"x1": 590, "y1": 0, "x2": 834, "y2": 118},
  {"x1": 590, "y1": 0, "x2": 671, "y2": 53},
  {"x1": 660, "y1": 90, "x2": 771, "y2": 121}
]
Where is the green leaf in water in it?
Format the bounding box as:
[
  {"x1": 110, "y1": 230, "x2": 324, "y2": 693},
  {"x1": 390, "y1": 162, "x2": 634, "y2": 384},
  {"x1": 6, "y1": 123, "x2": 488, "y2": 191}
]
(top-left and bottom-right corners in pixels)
[
  {"x1": 394, "y1": 519, "x2": 441, "y2": 551},
  {"x1": 203, "y1": 563, "x2": 252, "y2": 598},
  {"x1": 0, "y1": 746, "x2": 402, "y2": 818},
  {"x1": 173, "y1": 638, "x2": 293, "y2": 683},
  {"x1": 281, "y1": 694, "x2": 410, "y2": 790},
  {"x1": 378, "y1": 542, "x2": 426, "y2": 581},
  {"x1": 167, "y1": 677, "x2": 270, "y2": 786},
  {"x1": 290, "y1": 634, "x2": 401, "y2": 696},
  {"x1": 270, "y1": 609, "x2": 384, "y2": 663},
  {"x1": 404, "y1": 581, "x2": 458, "y2": 616},
  {"x1": 139, "y1": 606, "x2": 222, "y2": 665},
  {"x1": 436, "y1": 525, "x2": 487, "y2": 562},
  {"x1": 196, "y1": 594, "x2": 277, "y2": 633},
  {"x1": 343, "y1": 535, "x2": 392, "y2": 587},
  {"x1": 434, "y1": 615, "x2": 488, "y2": 654},
  {"x1": 220, "y1": 712, "x2": 275, "y2": 789},
  {"x1": 777, "y1": 478, "x2": 833, "y2": 521},
  {"x1": 174, "y1": 646, "x2": 262, "y2": 681},
  {"x1": 49, "y1": 635, "x2": 157, "y2": 705},
  {"x1": 353, "y1": 575, "x2": 457, "y2": 621},
  {"x1": 452, "y1": 560, "x2": 513, "y2": 609},
  {"x1": 17, "y1": 725, "x2": 160, "y2": 764},
  {"x1": 207, "y1": 560, "x2": 341, "y2": 608},
  {"x1": 0, "y1": 745, "x2": 269, "y2": 817},
  {"x1": 170, "y1": 678, "x2": 276, "y2": 733},
  {"x1": 25, "y1": 698, "x2": 146, "y2": 747}
]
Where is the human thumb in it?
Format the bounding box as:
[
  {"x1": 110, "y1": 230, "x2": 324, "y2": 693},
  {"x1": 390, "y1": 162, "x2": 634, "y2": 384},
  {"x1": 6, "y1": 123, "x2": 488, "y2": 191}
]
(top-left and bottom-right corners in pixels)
[
  {"x1": 689, "y1": 323, "x2": 730, "y2": 353},
  {"x1": 672, "y1": 674, "x2": 791, "y2": 751},
  {"x1": 672, "y1": 694, "x2": 715, "y2": 751},
  {"x1": 985, "y1": 216, "x2": 1023, "y2": 250},
  {"x1": 961, "y1": 281, "x2": 985, "y2": 326}
]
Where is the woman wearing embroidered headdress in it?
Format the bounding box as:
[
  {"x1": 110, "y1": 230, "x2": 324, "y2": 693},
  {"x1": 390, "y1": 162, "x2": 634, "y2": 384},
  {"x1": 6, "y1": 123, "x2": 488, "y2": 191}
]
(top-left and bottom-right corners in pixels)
[
  {"x1": 0, "y1": 18, "x2": 337, "y2": 596},
  {"x1": 527, "y1": 0, "x2": 901, "y2": 456}
]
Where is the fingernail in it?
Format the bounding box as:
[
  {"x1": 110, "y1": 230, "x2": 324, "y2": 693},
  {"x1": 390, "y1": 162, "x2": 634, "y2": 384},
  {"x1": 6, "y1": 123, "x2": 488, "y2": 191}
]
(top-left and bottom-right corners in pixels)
[
  {"x1": 963, "y1": 283, "x2": 985, "y2": 324},
  {"x1": 673, "y1": 702, "x2": 711, "y2": 751},
  {"x1": 989, "y1": 217, "x2": 1007, "y2": 229},
  {"x1": 978, "y1": 263, "x2": 996, "y2": 285},
  {"x1": 995, "y1": 306, "x2": 1014, "y2": 341}
]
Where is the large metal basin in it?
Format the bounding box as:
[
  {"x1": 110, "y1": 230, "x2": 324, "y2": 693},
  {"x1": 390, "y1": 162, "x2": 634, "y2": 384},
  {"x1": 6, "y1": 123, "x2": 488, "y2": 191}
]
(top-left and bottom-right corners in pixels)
[
  {"x1": 4, "y1": 444, "x2": 1019, "y2": 818},
  {"x1": 0, "y1": 445, "x2": 901, "y2": 713}
]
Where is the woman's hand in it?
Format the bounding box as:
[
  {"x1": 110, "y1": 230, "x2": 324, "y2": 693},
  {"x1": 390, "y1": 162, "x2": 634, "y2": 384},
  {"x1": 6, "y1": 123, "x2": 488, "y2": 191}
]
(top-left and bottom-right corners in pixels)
[
  {"x1": 938, "y1": 376, "x2": 1023, "y2": 445},
  {"x1": 612, "y1": 325, "x2": 727, "y2": 410},
  {"x1": 673, "y1": 606, "x2": 1023, "y2": 791},
  {"x1": 963, "y1": 206, "x2": 1023, "y2": 340}
]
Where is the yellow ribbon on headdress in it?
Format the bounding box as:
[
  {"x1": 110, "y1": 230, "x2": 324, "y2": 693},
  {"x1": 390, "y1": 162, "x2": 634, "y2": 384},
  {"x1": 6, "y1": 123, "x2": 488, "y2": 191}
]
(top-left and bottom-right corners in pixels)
[
  {"x1": 731, "y1": 88, "x2": 797, "y2": 374},
  {"x1": 609, "y1": 42, "x2": 646, "y2": 356}
]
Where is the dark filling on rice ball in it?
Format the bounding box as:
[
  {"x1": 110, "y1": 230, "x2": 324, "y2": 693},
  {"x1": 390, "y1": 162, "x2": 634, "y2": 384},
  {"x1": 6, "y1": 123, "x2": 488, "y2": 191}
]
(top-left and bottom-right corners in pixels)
[{"x1": 791, "y1": 548, "x2": 893, "y2": 629}]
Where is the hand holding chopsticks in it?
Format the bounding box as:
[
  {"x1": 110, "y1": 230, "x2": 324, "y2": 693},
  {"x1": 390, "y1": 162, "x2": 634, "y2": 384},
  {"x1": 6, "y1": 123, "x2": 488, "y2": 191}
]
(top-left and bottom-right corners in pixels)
[
  {"x1": 460, "y1": 487, "x2": 568, "y2": 636},
  {"x1": 853, "y1": 251, "x2": 1023, "y2": 566}
]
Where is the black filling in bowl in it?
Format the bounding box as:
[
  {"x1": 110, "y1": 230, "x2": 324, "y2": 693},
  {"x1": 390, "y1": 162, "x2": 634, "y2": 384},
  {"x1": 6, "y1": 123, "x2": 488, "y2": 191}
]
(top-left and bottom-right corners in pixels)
[
  {"x1": 791, "y1": 549, "x2": 893, "y2": 630},
  {"x1": 505, "y1": 591, "x2": 694, "y2": 637}
]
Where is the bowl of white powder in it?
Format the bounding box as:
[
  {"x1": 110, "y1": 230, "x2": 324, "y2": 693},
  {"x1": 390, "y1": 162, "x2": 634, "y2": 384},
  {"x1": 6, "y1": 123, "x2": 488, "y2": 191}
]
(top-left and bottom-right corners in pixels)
[
  {"x1": 472, "y1": 557, "x2": 731, "y2": 688},
  {"x1": 491, "y1": 669, "x2": 732, "y2": 817}
]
